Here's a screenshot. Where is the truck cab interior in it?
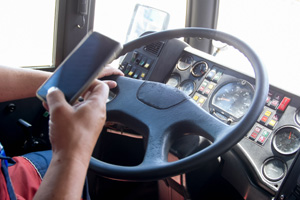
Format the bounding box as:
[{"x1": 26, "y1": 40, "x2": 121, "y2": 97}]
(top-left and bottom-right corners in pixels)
[{"x1": 1, "y1": 1, "x2": 300, "y2": 200}]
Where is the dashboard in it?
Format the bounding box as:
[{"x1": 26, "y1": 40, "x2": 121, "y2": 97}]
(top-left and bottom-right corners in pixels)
[{"x1": 118, "y1": 38, "x2": 300, "y2": 198}]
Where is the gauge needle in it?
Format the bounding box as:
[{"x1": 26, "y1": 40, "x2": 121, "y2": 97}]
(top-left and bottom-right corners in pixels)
[
  {"x1": 289, "y1": 132, "x2": 292, "y2": 140},
  {"x1": 219, "y1": 97, "x2": 230, "y2": 101}
]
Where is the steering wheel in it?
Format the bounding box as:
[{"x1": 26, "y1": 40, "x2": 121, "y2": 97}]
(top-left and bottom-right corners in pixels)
[{"x1": 89, "y1": 28, "x2": 269, "y2": 181}]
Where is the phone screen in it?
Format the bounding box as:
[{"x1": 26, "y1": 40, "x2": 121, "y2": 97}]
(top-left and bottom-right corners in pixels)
[{"x1": 36, "y1": 31, "x2": 122, "y2": 104}]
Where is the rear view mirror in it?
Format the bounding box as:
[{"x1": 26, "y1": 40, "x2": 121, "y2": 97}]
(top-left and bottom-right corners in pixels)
[{"x1": 125, "y1": 4, "x2": 170, "y2": 43}]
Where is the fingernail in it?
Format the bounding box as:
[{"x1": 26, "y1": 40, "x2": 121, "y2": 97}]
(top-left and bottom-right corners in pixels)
[{"x1": 47, "y1": 86, "x2": 58, "y2": 94}]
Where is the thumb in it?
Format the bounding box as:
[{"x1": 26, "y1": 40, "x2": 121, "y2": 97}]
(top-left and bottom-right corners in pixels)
[{"x1": 46, "y1": 87, "x2": 70, "y2": 113}]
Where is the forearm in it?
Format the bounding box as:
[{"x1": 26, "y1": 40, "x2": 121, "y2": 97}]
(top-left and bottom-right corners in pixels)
[
  {"x1": 33, "y1": 154, "x2": 89, "y2": 200},
  {"x1": 0, "y1": 65, "x2": 51, "y2": 102}
]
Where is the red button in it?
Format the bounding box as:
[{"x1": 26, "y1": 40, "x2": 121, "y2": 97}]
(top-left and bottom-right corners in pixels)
[
  {"x1": 250, "y1": 132, "x2": 258, "y2": 140},
  {"x1": 260, "y1": 116, "x2": 268, "y2": 123},
  {"x1": 254, "y1": 126, "x2": 262, "y2": 133},
  {"x1": 277, "y1": 97, "x2": 291, "y2": 112},
  {"x1": 257, "y1": 136, "x2": 266, "y2": 144}
]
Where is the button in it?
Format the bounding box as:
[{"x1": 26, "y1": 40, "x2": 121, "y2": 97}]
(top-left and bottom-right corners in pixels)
[
  {"x1": 140, "y1": 72, "x2": 146, "y2": 79},
  {"x1": 207, "y1": 83, "x2": 215, "y2": 90},
  {"x1": 193, "y1": 93, "x2": 200, "y2": 101},
  {"x1": 197, "y1": 97, "x2": 206, "y2": 105},
  {"x1": 131, "y1": 52, "x2": 138, "y2": 62},
  {"x1": 144, "y1": 60, "x2": 152, "y2": 69},
  {"x1": 128, "y1": 67, "x2": 136, "y2": 77},
  {"x1": 133, "y1": 70, "x2": 140, "y2": 79},
  {"x1": 206, "y1": 69, "x2": 216, "y2": 80},
  {"x1": 198, "y1": 86, "x2": 205, "y2": 92},
  {"x1": 257, "y1": 136, "x2": 267, "y2": 145},
  {"x1": 277, "y1": 97, "x2": 291, "y2": 112},
  {"x1": 264, "y1": 110, "x2": 272, "y2": 117},
  {"x1": 139, "y1": 58, "x2": 146, "y2": 66},
  {"x1": 260, "y1": 116, "x2": 269, "y2": 124},
  {"x1": 272, "y1": 114, "x2": 280, "y2": 121},
  {"x1": 254, "y1": 126, "x2": 262, "y2": 133},
  {"x1": 262, "y1": 130, "x2": 271, "y2": 137},
  {"x1": 270, "y1": 99, "x2": 279, "y2": 109},
  {"x1": 201, "y1": 80, "x2": 209, "y2": 87},
  {"x1": 204, "y1": 88, "x2": 211, "y2": 96},
  {"x1": 212, "y1": 71, "x2": 223, "y2": 83},
  {"x1": 267, "y1": 119, "x2": 277, "y2": 129},
  {"x1": 124, "y1": 64, "x2": 132, "y2": 75},
  {"x1": 266, "y1": 96, "x2": 271, "y2": 105},
  {"x1": 249, "y1": 132, "x2": 258, "y2": 140}
]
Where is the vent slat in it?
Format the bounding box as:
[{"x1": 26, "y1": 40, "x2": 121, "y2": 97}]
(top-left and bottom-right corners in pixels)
[{"x1": 144, "y1": 41, "x2": 164, "y2": 56}]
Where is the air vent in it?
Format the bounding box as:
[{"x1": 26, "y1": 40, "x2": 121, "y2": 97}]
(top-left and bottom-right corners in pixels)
[{"x1": 143, "y1": 41, "x2": 164, "y2": 56}]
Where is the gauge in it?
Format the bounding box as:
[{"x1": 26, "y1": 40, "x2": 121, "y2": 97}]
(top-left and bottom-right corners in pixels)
[
  {"x1": 179, "y1": 80, "x2": 195, "y2": 96},
  {"x1": 191, "y1": 61, "x2": 208, "y2": 77},
  {"x1": 296, "y1": 109, "x2": 300, "y2": 126},
  {"x1": 272, "y1": 126, "x2": 300, "y2": 155},
  {"x1": 211, "y1": 80, "x2": 254, "y2": 119},
  {"x1": 262, "y1": 158, "x2": 286, "y2": 181},
  {"x1": 177, "y1": 55, "x2": 194, "y2": 71},
  {"x1": 166, "y1": 74, "x2": 180, "y2": 87}
]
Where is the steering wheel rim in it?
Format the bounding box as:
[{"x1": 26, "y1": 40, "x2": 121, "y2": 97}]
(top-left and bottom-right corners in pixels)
[{"x1": 89, "y1": 28, "x2": 269, "y2": 181}]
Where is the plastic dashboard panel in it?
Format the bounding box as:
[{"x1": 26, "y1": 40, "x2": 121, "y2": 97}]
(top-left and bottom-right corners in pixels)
[{"x1": 119, "y1": 38, "x2": 300, "y2": 197}]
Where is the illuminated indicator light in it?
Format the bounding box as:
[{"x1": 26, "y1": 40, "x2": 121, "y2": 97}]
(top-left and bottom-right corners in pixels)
[
  {"x1": 277, "y1": 97, "x2": 291, "y2": 112},
  {"x1": 265, "y1": 110, "x2": 272, "y2": 117},
  {"x1": 140, "y1": 73, "x2": 146, "y2": 78},
  {"x1": 261, "y1": 116, "x2": 268, "y2": 123},
  {"x1": 198, "y1": 98, "x2": 206, "y2": 104},
  {"x1": 262, "y1": 130, "x2": 270, "y2": 137},
  {"x1": 193, "y1": 95, "x2": 199, "y2": 101},
  {"x1": 268, "y1": 120, "x2": 277, "y2": 127},
  {"x1": 128, "y1": 71, "x2": 134, "y2": 76},
  {"x1": 208, "y1": 84, "x2": 214, "y2": 90},
  {"x1": 144, "y1": 63, "x2": 150, "y2": 69},
  {"x1": 270, "y1": 99, "x2": 279, "y2": 108}
]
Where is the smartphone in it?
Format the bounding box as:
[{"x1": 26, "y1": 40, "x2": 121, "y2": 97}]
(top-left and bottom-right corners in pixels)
[{"x1": 36, "y1": 31, "x2": 122, "y2": 104}]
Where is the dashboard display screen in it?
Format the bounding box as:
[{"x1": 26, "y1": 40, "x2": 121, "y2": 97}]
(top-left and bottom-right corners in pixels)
[{"x1": 211, "y1": 80, "x2": 254, "y2": 119}]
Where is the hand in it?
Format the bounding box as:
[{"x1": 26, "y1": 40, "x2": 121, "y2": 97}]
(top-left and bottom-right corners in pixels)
[
  {"x1": 45, "y1": 81, "x2": 109, "y2": 165},
  {"x1": 98, "y1": 64, "x2": 124, "y2": 89}
]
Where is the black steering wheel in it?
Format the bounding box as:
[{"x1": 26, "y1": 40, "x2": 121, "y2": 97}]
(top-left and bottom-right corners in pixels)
[{"x1": 89, "y1": 28, "x2": 269, "y2": 181}]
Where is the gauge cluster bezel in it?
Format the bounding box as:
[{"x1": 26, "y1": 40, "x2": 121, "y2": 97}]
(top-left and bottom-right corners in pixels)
[{"x1": 209, "y1": 79, "x2": 255, "y2": 122}]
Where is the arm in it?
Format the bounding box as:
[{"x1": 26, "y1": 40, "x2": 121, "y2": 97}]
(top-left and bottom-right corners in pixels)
[
  {"x1": 34, "y1": 81, "x2": 109, "y2": 200},
  {"x1": 0, "y1": 64, "x2": 123, "y2": 102},
  {"x1": 0, "y1": 65, "x2": 51, "y2": 102}
]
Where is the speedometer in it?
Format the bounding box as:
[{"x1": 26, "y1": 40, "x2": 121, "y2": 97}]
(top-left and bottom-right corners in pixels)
[{"x1": 211, "y1": 80, "x2": 254, "y2": 119}]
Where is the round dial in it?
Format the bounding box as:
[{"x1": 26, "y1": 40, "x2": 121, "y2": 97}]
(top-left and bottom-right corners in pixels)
[
  {"x1": 166, "y1": 74, "x2": 180, "y2": 87},
  {"x1": 191, "y1": 61, "x2": 208, "y2": 77},
  {"x1": 262, "y1": 158, "x2": 286, "y2": 181},
  {"x1": 179, "y1": 80, "x2": 195, "y2": 96},
  {"x1": 273, "y1": 126, "x2": 300, "y2": 155},
  {"x1": 211, "y1": 80, "x2": 254, "y2": 119},
  {"x1": 296, "y1": 109, "x2": 300, "y2": 126},
  {"x1": 177, "y1": 55, "x2": 194, "y2": 71}
]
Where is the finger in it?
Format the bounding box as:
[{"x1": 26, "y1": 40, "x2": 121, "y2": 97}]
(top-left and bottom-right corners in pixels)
[
  {"x1": 85, "y1": 81, "x2": 109, "y2": 106},
  {"x1": 103, "y1": 80, "x2": 117, "y2": 89},
  {"x1": 42, "y1": 101, "x2": 49, "y2": 111},
  {"x1": 46, "y1": 87, "x2": 70, "y2": 113},
  {"x1": 98, "y1": 66, "x2": 124, "y2": 79}
]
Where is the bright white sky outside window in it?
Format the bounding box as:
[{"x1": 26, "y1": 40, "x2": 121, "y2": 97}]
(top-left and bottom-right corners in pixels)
[
  {"x1": 0, "y1": 0, "x2": 55, "y2": 67},
  {"x1": 216, "y1": 0, "x2": 300, "y2": 95}
]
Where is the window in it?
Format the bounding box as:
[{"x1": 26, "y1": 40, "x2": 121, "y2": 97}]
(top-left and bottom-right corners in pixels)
[
  {"x1": 216, "y1": 0, "x2": 300, "y2": 93},
  {"x1": 0, "y1": 0, "x2": 56, "y2": 68}
]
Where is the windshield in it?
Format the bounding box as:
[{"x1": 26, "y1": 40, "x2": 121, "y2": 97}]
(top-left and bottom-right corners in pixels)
[{"x1": 216, "y1": 0, "x2": 300, "y2": 95}]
